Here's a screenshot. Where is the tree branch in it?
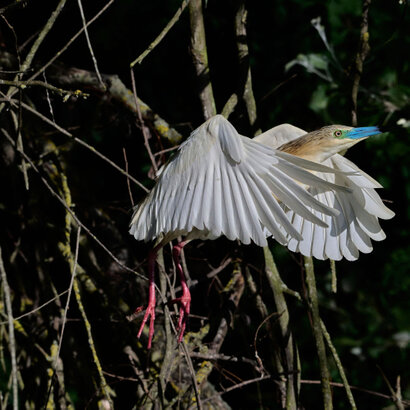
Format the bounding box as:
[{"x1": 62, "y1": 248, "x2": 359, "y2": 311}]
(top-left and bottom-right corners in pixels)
[
  {"x1": 264, "y1": 247, "x2": 298, "y2": 409},
  {"x1": 131, "y1": 0, "x2": 191, "y2": 67},
  {"x1": 0, "y1": 246, "x2": 18, "y2": 410},
  {"x1": 188, "y1": 0, "x2": 216, "y2": 120},
  {"x1": 304, "y1": 256, "x2": 333, "y2": 409},
  {"x1": 351, "y1": 0, "x2": 372, "y2": 126},
  {"x1": 234, "y1": 0, "x2": 260, "y2": 133},
  {"x1": 50, "y1": 65, "x2": 182, "y2": 143}
]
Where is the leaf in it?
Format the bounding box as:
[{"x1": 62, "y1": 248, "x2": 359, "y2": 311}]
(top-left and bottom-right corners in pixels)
[
  {"x1": 309, "y1": 84, "x2": 329, "y2": 112},
  {"x1": 285, "y1": 53, "x2": 333, "y2": 82}
]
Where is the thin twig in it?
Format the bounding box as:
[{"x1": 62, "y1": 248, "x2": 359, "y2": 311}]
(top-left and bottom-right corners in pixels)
[
  {"x1": 244, "y1": 266, "x2": 284, "y2": 385},
  {"x1": 158, "y1": 249, "x2": 178, "y2": 396},
  {"x1": 377, "y1": 366, "x2": 405, "y2": 410},
  {"x1": 259, "y1": 74, "x2": 298, "y2": 103},
  {"x1": 175, "y1": 256, "x2": 232, "y2": 292},
  {"x1": 0, "y1": 290, "x2": 69, "y2": 325},
  {"x1": 0, "y1": 78, "x2": 89, "y2": 98},
  {"x1": 190, "y1": 352, "x2": 257, "y2": 366},
  {"x1": 131, "y1": 0, "x2": 191, "y2": 67},
  {"x1": 0, "y1": 246, "x2": 18, "y2": 410},
  {"x1": 304, "y1": 256, "x2": 333, "y2": 409},
  {"x1": 29, "y1": 0, "x2": 114, "y2": 83},
  {"x1": 300, "y1": 380, "x2": 410, "y2": 406},
  {"x1": 20, "y1": 0, "x2": 67, "y2": 74},
  {"x1": 1, "y1": 97, "x2": 149, "y2": 192},
  {"x1": 253, "y1": 310, "x2": 282, "y2": 375},
  {"x1": 56, "y1": 158, "x2": 113, "y2": 405},
  {"x1": 3, "y1": 0, "x2": 114, "y2": 106},
  {"x1": 1, "y1": 14, "x2": 21, "y2": 69},
  {"x1": 57, "y1": 226, "x2": 81, "y2": 367},
  {"x1": 180, "y1": 340, "x2": 203, "y2": 410},
  {"x1": 199, "y1": 375, "x2": 272, "y2": 405},
  {"x1": 351, "y1": 0, "x2": 372, "y2": 126},
  {"x1": 122, "y1": 147, "x2": 135, "y2": 207},
  {"x1": 76, "y1": 0, "x2": 105, "y2": 90},
  {"x1": 10, "y1": 104, "x2": 29, "y2": 190},
  {"x1": 330, "y1": 260, "x2": 337, "y2": 293},
  {"x1": 42, "y1": 72, "x2": 56, "y2": 123},
  {"x1": 209, "y1": 262, "x2": 245, "y2": 353},
  {"x1": 0, "y1": 0, "x2": 31, "y2": 15},
  {"x1": 46, "y1": 226, "x2": 81, "y2": 404},
  {"x1": 0, "y1": 0, "x2": 67, "y2": 113},
  {"x1": 394, "y1": 376, "x2": 404, "y2": 410},
  {"x1": 154, "y1": 145, "x2": 179, "y2": 157},
  {"x1": 73, "y1": 264, "x2": 114, "y2": 405},
  {"x1": 130, "y1": 68, "x2": 158, "y2": 174},
  {"x1": 185, "y1": 263, "x2": 244, "y2": 409},
  {"x1": 320, "y1": 320, "x2": 356, "y2": 409},
  {"x1": 1, "y1": 128, "x2": 147, "y2": 281},
  {"x1": 264, "y1": 246, "x2": 298, "y2": 408},
  {"x1": 49, "y1": 66, "x2": 182, "y2": 143}
]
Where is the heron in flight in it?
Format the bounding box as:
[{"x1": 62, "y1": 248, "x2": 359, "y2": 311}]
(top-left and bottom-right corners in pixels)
[{"x1": 130, "y1": 115, "x2": 393, "y2": 347}]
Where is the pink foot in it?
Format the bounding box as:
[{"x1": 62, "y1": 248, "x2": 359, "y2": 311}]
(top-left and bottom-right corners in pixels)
[
  {"x1": 169, "y1": 285, "x2": 191, "y2": 343},
  {"x1": 134, "y1": 246, "x2": 159, "y2": 349},
  {"x1": 135, "y1": 296, "x2": 156, "y2": 349}
]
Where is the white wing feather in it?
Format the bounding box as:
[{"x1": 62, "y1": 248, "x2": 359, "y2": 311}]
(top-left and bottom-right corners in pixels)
[
  {"x1": 255, "y1": 124, "x2": 395, "y2": 260},
  {"x1": 130, "y1": 115, "x2": 346, "y2": 247}
]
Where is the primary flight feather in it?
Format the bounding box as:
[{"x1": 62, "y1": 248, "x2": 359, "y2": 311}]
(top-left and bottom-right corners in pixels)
[{"x1": 130, "y1": 115, "x2": 346, "y2": 247}]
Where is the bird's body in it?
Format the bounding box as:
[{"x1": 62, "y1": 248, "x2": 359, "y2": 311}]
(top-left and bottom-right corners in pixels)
[{"x1": 130, "y1": 115, "x2": 394, "y2": 346}]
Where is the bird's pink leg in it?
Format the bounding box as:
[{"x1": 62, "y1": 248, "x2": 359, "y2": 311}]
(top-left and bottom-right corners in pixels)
[
  {"x1": 170, "y1": 241, "x2": 191, "y2": 343},
  {"x1": 135, "y1": 245, "x2": 160, "y2": 349}
]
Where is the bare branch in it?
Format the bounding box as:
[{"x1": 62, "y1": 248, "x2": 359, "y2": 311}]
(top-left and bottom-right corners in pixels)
[
  {"x1": 234, "y1": 0, "x2": 260, "y2": 133},
  {"x1": 264, "y1": 247, "x2": 298, "y2": 408},
  {"x1": 1, "y1": 96, "x2": 149, "y2": 193},
  {"x1": 46, "y1": 226, "x2": 81, "y2": 404},
  {"x1": 76, "y1": 0, "x2": 105, "y2": 90},
  {"x1": 0, "y1": 0, "x2": 31, "y2": 15},
  {"x1": 49, "y1": 65, "x2": 182, "y2": 143},
  {"x1": 188, "y1": 0, "x2": 216, "y2": 120},
  {"x1": 19, "y1": 0, "x2": 67, "y2": 75},
  {"x1": 304, "y1": 256, "x2": 332, "y2": 409},
  {"x1": 2, "y1": 0, "x2": 114, "y2": 107},
  {"x1": 300, "y1": 380, "x2": 410, "y2": 406},
  {"x1": 351, "y1": 0, "x2": 372, "y2": 126},
  {"x1": 0, "y1": 290, "x2": 69, "y2": 325},
  {"x1": 321, "y1": 320, "x2": 357, "y2": 409},
  {"x1": 1, "y1": 128, "x2": 147, "y2": 281},
  {"x1": 131, "y1": 0, "x2": 191, "y2": 67},
  {"x1": 0, "y1": 78, "x2": 89, "y2": 98},
  {"x1": 130, "y1": 68, "x2": 158, "y2": 174},
  {"x1": 0, "y1": 246, "x2": 18, "y2": 410}
]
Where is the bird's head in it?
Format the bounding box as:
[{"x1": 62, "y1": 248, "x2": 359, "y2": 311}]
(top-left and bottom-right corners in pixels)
[{"x1": 279, "y1": 124, "x2": 381, "y2": 163}]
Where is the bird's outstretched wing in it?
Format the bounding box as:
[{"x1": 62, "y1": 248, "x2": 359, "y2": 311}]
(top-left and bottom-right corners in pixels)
[
  {"x1": 130, "y1": 115, "x2": 348, "y2": 247},
  {"x1": 254, "y1": 124, "x2": 395, "y2": 260}
]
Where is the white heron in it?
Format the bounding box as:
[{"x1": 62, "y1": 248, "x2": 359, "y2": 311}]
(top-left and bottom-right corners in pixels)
[{"x1": 129, "y1": 115, "x2": 393, "y2": 347}]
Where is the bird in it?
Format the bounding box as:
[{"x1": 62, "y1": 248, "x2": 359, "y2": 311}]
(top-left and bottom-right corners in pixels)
[
  {"x1": 254, "y1": 123, "x2": 394, "y2": 261},
  {"x1": 129, "y1": 115, "x2": 391, "y2": 347}
]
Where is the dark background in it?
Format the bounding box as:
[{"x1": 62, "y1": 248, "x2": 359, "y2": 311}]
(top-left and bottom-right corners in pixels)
[{"x1": 0, "y1": 0, "x2": 409, "y2": 408}]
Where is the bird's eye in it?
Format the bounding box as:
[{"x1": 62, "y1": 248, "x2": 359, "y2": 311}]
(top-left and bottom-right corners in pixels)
[{"x1": 334, "y1": 130, "x2": 342, "y2": 138}]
